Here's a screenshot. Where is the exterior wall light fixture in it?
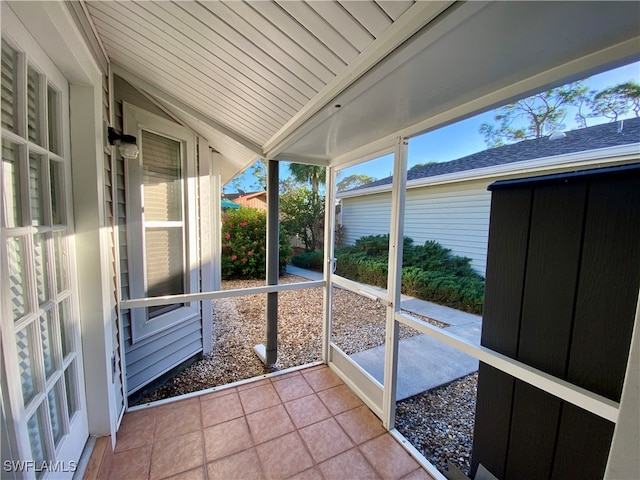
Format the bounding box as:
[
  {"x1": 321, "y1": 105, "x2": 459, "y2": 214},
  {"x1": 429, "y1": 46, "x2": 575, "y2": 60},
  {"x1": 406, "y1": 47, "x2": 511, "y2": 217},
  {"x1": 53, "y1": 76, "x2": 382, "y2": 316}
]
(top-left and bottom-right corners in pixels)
[{"x1": 108, "y1": 126, "x2": 139, "y2": 159}]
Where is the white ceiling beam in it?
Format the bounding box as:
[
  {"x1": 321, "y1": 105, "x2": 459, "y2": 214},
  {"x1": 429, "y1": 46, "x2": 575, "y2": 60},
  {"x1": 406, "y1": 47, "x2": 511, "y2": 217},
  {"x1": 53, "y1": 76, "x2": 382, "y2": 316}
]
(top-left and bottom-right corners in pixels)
[
  {"x1": 329, "y1": 35, "x2": 640, "y2": 169},
  {"x1": 111, "y1": 64, "x2": 263, "y2": 156},
  {"x1": 263, "y1": 0, "x2": 456, "y2": 160},
  {"x1": 272, "y1": 153, "x2": 330, "y2": 166},
  {"x1": 65, "y1": 1, "x2": 110, "y2": 74},
  {"x1": 330, "y1": 138, "x2": 396, "y2": 171}
]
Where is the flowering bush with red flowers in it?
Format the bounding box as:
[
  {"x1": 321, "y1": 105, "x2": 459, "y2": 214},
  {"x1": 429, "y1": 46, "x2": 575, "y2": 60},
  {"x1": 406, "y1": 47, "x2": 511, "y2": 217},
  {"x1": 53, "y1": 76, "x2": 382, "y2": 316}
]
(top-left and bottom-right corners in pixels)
[{"x1": 221, "y1": 207, "x2": 292, "y2": 279}]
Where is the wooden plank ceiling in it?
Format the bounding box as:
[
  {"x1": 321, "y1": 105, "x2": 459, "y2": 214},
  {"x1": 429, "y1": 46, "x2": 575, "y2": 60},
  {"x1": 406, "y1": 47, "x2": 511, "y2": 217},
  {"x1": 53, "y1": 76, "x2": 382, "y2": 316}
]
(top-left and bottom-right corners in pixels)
[
  {"x1": 85, "y1": 0, "x2": 415, "y2": 180},
  {"x1": 85, "y1": 1, "x2": 640, "y2": 180}
]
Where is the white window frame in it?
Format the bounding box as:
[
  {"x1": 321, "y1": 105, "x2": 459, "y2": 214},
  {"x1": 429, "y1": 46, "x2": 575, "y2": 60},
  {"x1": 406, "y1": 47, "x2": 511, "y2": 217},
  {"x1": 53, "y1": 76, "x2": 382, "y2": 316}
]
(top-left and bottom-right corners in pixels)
[{"x1": 123, "y1": 103, "x2": 199, "y2": 343}]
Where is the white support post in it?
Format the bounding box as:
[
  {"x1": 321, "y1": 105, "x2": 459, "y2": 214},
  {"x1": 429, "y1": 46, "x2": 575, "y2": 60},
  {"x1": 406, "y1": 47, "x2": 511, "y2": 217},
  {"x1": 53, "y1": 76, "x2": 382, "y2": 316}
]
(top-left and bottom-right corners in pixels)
[
  {"x1": 199, "y1": 139, "x2": 213, "y2": 354},
  {"x1": 382, "y1": 137, "x2": 408, "y2": 429},
  {"x1": 70, "y1": 83, "x2": 117, "y2": 437},
  {"x1": 605, "y1": 292, "x2": 640, "y2": 478},
  {"x1": 210, "y1": 151, "x2": 222, "y2": 291},
  {"x1": 322, "y1": 166, "x2": 338, "y2": 363}
]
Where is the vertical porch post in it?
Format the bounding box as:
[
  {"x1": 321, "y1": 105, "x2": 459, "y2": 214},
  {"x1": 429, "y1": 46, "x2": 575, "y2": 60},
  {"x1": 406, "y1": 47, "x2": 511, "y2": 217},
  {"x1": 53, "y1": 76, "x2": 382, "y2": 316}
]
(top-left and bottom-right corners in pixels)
[
  {"x1": 322, "y1": 166, "x2": 338, "y2": 362},
  {"x1": 382, "y1": 137, "x2": 408, "y2": 429},
  {"x1": 265, "y1": 159, "x2": 280, "y2": 366},
  {"x1": 210, "y1": 149, "x2": 222, "y2": 292},
  {"x1": 605, "y1": 293, "x2": 640, "y2": 478},
  {"x1": 199, "y1": 140, "x2": 214, "y2": 355}
]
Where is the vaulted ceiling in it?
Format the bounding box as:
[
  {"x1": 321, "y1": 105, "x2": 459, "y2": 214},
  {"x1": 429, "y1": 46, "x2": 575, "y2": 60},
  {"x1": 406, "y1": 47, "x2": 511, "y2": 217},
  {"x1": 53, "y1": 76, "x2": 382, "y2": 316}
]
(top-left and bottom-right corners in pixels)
[{"x1": 81, "y1": 1, "x2": 640, "y2": 182}]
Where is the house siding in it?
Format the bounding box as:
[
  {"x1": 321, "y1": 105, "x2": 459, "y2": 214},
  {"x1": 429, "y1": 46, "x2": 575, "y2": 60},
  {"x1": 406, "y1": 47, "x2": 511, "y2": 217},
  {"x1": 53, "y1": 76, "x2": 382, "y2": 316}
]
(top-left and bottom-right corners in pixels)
[
  {"x1": 339, "y1": 121, "x2": 640, "y2": 279},
  {"x1": 114, "y1": 78, "x2": 203, "y2": 395},
  {"x1": 341, "y1": 192, "x2": 392, "y2": 243},
  {"x1": 103, "y1": 74, "x2": 126, "y2": 420},
  {"x1": 403, "y1": 181, "x2": 491, "y2": 274},
  {"x1": 237, "y1": 196, "x2": 267, "y2": 210},
  {"x1": 341, "y1": 180, "x2": 491, "y2": 275}
]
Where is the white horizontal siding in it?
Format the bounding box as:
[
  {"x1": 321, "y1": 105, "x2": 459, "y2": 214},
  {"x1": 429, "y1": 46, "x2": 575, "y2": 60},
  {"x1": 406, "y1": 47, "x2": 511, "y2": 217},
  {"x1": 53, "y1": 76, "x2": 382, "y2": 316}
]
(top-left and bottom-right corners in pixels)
[
  {"x1": 341, "y1": 191, "x2": 392, "y2": 244},
  {"x1": 404, "y1": 180, "x2": 491, "y2": 274},
  {"x1": 126, "y1": 319, "x2": 202, "y2": 393},
  {"x1": 114, "y1": 81, "x2": 204, "y2": 395},
  {"x1": 340, "y1": 179, "x2": 491, "y2": 274}
]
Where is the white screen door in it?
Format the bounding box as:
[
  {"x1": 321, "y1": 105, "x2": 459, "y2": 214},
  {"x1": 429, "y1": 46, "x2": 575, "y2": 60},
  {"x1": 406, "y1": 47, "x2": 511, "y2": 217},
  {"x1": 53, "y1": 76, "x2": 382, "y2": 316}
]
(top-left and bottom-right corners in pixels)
[
  {"x1": 1, "y1": 21, "x2": 88, "y2": 479},
  {"x1": 327, "y1": 152, "x2": 397, "y2": 419}
]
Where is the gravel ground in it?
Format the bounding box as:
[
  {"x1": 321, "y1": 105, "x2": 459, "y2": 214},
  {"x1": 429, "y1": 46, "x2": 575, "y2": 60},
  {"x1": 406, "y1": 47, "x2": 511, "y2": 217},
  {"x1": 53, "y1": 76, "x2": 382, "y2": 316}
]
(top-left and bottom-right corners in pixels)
[
  {"x1": 136, "y1": 273, "x2": 476, "y2": 476},
  {"x1": 396, "y1": 373, "x2": 477, "y2": 476}
]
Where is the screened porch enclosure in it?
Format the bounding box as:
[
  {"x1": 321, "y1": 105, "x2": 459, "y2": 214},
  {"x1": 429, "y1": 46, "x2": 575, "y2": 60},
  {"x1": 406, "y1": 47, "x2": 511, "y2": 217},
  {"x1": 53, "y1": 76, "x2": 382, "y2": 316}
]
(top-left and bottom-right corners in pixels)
[
  {"x1": 100, "y1": 1, "x2": 640, "y2": 477},
  {"x1": 2, "y1": 1, "x2": 639, "y2": 479}
]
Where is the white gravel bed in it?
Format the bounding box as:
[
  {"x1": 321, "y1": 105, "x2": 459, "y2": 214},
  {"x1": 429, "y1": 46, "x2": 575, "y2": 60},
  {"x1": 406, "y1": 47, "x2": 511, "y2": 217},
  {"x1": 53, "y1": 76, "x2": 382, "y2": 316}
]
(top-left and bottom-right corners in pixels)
[
  {"x1": 396, "y1": 372, "x2": 478, "y2": 477},
  {"x1": 135, "y1": 273, "x2": 477, "y2": 476},
  {"x1": 137, "y1": 274, "x2": 420, "y2": 402}
]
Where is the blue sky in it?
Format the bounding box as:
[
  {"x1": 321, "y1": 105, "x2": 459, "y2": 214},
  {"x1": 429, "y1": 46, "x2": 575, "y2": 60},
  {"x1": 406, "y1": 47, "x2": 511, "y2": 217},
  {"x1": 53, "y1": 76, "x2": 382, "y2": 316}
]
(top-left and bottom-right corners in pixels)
[
  {"x1": 229, "y1": 61, "x2": 639, "y2": 191},
  {"x1": 340, "y1": 61, "x2": 640, "y2": 181}
]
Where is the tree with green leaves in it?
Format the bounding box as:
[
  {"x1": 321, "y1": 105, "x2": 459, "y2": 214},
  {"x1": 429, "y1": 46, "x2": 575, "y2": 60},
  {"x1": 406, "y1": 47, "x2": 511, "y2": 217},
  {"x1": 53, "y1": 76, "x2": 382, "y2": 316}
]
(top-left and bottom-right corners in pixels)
[
  {"x1": 581, "y1": 81, "x2": 640, "y2": 123},
  {"x1": 479, "y1": 81, "x2": 589, "y2": 147},
  {"x1": 229, "y1": 158, "x2": 266, "y2": 192},
  {"x1": 285, "y1": 164, "x2": 327, "y2": 251},
  {"x1": 280, "y1": 185, "x2": 325, "y2": 252},
  {"x1": 480, "y1": 80, "x2": 640, "y2": 148},
  {"x1": 336, "y1": 173, "x2": 375, "y2": 192},
  {"x1": 288, "y1": 164, "x2": 325, "y2": 193}
]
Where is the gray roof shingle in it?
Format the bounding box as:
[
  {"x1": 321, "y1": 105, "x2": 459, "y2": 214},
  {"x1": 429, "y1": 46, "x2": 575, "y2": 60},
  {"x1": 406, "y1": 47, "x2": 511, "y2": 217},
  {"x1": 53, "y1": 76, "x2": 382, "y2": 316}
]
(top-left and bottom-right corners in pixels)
[{"x1": 350, "y1": 118, "x2": 640, "y2": 191}]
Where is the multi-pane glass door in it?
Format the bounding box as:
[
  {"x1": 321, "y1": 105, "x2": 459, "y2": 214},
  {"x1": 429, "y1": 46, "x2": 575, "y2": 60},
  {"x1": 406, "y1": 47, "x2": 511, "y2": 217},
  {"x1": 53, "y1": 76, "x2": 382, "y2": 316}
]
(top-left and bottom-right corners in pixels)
[{"x1": 2, "y1": 30, "x2": 87, "y2": 478}]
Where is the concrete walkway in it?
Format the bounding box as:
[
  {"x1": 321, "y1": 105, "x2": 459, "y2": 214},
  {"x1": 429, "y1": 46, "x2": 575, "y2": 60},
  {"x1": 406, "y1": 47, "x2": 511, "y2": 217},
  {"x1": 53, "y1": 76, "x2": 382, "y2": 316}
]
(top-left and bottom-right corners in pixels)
[
  {"x1": 286, "y1": 264, "x2": 324, "y2": 281},
  {"x1": 286, "y1": 265, "x2": 482, "y2": 401}
]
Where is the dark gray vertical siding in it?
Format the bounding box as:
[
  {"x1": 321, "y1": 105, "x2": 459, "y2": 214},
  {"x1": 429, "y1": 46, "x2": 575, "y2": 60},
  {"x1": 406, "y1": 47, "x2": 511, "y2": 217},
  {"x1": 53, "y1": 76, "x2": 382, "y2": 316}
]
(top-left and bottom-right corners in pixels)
[
  {"x1": 114, "y1": 76, "x2": 203, "y2": 395},
  {"x1": 472, "y1": 165, "x2": 640, "y2": 479}
]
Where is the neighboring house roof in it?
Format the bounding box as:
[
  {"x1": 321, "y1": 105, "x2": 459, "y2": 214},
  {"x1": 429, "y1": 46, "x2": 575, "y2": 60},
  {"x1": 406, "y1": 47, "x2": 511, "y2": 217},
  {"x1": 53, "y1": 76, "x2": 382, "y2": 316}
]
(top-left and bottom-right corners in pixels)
[
  {"x1": 346, "y1": 118, "x2": 640, "y2": 193},
  {"x1": 224, "y1": 191, "x2": 266, "y2": 201},
  {"x1": 223, "y1": 190, "x2": 268, "y2": 210},
  {"x1": 221, "y1": 198, "x2": 240, "y2": 210}
]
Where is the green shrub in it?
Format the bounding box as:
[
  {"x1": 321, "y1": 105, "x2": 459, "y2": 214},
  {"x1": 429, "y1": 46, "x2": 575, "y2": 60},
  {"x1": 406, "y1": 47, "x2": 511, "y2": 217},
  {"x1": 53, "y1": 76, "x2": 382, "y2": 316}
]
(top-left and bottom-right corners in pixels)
[
  {"x1": 221, "y1": 208, "x2": 292, "y2": 280},
  {"x1": 291, "y1": 251, "x2": 324, "y2": 271},
  {"x1": 402, "y1": 267, "x2": 484, "y2": 313},
  {"x1": 335, "y1": 235, "x2": 484, "y2": 314},
  {"x1": 335, "y1": 256, "x2": 388, "y2": 288}
]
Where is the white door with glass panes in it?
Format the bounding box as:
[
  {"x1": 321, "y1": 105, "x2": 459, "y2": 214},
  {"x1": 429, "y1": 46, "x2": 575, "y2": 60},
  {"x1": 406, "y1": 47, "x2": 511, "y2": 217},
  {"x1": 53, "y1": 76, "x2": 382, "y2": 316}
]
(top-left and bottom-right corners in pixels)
[{"x1": 1, "y1": 23, "x2": 88, "y2": 479}]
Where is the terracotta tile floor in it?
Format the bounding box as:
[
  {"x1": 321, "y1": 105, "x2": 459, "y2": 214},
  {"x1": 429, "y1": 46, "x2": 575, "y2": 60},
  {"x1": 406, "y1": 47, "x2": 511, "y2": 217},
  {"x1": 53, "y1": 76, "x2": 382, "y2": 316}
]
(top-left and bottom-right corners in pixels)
[{"x1": 104, "y1": 365, "x2": 435, "y2": 480}]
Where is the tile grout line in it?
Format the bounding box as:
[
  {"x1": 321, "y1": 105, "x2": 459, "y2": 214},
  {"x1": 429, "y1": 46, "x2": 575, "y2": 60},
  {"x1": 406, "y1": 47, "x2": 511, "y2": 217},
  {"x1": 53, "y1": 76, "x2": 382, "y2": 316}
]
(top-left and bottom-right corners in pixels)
[
  {"x1": 277, "y1": 377, "x2": 318, "y2": 477},
  {"x1": 199, "y1": 397, "x2": 208, "y2": 480},
  {"x1": 291, "y1": 368, "x2": 377, "y2": 477},
  {"x1": 114, "y1": 365, "x2": 431, "y2": 480}
]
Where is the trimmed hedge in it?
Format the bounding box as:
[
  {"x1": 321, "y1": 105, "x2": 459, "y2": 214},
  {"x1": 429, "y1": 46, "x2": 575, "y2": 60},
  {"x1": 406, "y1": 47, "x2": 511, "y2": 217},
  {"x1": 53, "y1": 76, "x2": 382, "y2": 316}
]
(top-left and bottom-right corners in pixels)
[
  {"x1": 402, "y1": 267, "x2": 484, "y2": 314},
  {"x1": 291, "y1": 251, "x2": 324, "y2": 271},
  {"x1": 335, "y1": 235, "x2": 484, "y2": 314}
]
